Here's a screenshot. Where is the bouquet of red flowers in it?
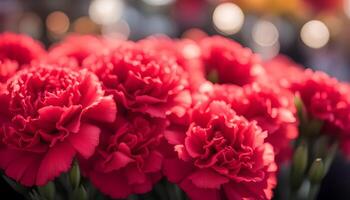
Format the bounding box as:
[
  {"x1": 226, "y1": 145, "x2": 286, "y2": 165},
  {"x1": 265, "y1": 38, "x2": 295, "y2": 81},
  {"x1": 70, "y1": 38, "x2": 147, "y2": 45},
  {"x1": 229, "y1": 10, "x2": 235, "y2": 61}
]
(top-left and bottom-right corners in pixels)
[{"x1": 0, "y1": 32, "x2": 349, "y2": 200}]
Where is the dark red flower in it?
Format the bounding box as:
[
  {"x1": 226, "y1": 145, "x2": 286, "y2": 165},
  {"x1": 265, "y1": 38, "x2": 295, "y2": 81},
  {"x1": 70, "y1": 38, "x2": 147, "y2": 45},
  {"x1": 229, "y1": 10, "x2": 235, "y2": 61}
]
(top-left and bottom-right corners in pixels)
[
  {"x1": 48, "y1": 35, "x2": 106, "y2": 68},
  {"x1": 0, "y1": 66, "x2": 116, "y2": 186},
  {"x1": 84, "y1": 43, "x2": 191, "y2": 119},
  {"x1": 163, "y1": 101, "x2": 277, "y2": 200},
  {"x1": 200, "y1": 36, "x2": 265, "y2": 86},
  {"x1": 288, "y1": 70, "x2": 350, "y2": 156},
  {"x1": 81, "y1": 112, "x2": 165, "y2": 198}
]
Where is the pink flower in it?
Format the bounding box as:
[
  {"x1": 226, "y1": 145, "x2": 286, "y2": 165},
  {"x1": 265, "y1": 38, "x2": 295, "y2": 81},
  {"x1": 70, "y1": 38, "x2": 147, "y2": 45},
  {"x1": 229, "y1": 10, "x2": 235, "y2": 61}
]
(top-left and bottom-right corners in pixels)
[
  {"x1": 288, "y1": 70, "x2": 350, "y2": 156},
  {"x1": 81, "y1": 113, "x2": 165, "y2": 198},
  {"x1": 163, "y1": 101, "x2": 277, "y2": 200},
  {"x1": 0, "y1": 32, "x2": 46, "y2": 84},
  {"x1": 0, "y1": 32, "x2": 46, "y2": 67},
  {"x1": 48, "y1": 35, "x2": 106, "y2": 68},
  {"x1": 200, "y1": 36, "x2": 265, "y2": 86},
  {"x1": 0, "y1": 66, "x2": 116, "y2": 186},
  {"x1": 84, "y1": 43, "x2": 191, "y2": 119}
]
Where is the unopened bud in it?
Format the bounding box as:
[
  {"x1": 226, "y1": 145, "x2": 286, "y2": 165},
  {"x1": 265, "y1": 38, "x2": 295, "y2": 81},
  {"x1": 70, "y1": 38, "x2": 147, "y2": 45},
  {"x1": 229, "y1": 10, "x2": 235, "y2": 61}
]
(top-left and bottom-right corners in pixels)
[
  {"x1": 70, "y1": 160, "x2": 81, "y2": 188},
  {"x1": 38, "y1": 181, "x2": 55, "y2": 200},
  {"x1": 72, "y1": 185, "x2": 88, "y2": 200},
  {"x1": 291, "y1": 142, "x2": 308, "y2": 189},
  {"x1": 308, "y1": 158, "x2": 325, "y2": 184}
]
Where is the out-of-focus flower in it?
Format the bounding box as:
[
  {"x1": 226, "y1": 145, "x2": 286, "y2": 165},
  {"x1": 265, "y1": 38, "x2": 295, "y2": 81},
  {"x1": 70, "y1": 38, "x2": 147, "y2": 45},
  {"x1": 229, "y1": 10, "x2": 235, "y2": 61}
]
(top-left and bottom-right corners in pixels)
[
  {"x1": 0, "y1": 66, "x2": 116, "y2": 186},
  {"x1": 163, "y1": 101, "x2": 277, "y2": 200},
  {"x1": 288, "y1": 70, "x2": 350, "y2": 156},
  {"x1": 261, "y1": 55, "x2": 305, "y2": 87},
  {"x1": 200, "y1": 36, "x2": 265, "y2": 86},
  {"x1": 48, "y1": 35, "x2": 107, "y2": 68},
  {"x1": 302, "y1": 0, "x2": 342, "y2": 12},
  {"x1": 138, "y1": 36, "x2": 206, "y2": 91},
  {"x1": 0, "y1": 33, "x2": 46, "y2": 84}
]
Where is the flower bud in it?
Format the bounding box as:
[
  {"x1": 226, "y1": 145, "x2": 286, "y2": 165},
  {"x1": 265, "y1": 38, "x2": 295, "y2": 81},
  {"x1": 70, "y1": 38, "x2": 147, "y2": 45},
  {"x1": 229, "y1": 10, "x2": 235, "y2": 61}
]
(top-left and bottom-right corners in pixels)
[
  {"x1": 38, "y1": 181, "x2": 55, "y2": 200},
  {"x1": 308, "y1": 158, "x2": 325, "y2": 184},
  {"x1": 291, "y1": 142, "x2": 308, "y2": 189},
  {"x1": 72, "y1": 185, "x2": 88, "y2": 200},
  {"x1": 69, "y1": 160, "x2": 81, "y2": 189}
]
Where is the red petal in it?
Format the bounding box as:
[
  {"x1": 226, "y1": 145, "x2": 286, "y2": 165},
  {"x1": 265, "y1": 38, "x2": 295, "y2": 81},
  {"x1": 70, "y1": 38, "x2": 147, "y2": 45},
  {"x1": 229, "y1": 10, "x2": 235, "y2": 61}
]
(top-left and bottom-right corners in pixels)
[
  {"x1": 84, "y1": 95, "x2": 117, "y2": 123},
  {"x1": 89, "y1": 170, "x2": 132, "y2": 199},
  {"x1": 36, "y1": 142, "x2": 76, "y2": 185},
  {"x1": 143, "y1": 151, "x2": 163, "y2": 173},
  {"x1": 103, "y1": 151, "x2": 134, "y2": 172},
  {"x1": 163, "y1": 158, "x2": 194, "y2": 183},
  {"x1": 0, "y1": 147, "x2": 41, "y2": 186},
  {"x1": 68, "y1": 123, "x2": 100, "y2": 159},
  {"x1": 188, "y1": 169, "x2": 229, "y2": 189},
  {"x1": 180, "y1": 178, "x2": 221, "y2": 200}
]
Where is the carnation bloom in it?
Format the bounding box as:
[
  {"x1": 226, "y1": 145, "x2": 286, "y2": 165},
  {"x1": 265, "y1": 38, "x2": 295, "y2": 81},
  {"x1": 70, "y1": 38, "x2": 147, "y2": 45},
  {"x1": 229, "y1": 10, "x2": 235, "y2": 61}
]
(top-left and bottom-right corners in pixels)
[
  {"x1": 0, "y1": 32, "x2": 46, "y2": 83},
  {"x1": 207, "y1": 83, "x2": 298, "y2": 163},
  {"x1": 164, "y1": 101, "x2": 277, "y2": 200},
  {"x1": 0, "y1": 60, "x2": 18, "y2": 83},
  {"x1": 0, "y1": 66, "x2": 116, "y2": 186},
  {"x1": 48, "y1": 35, "x2": 106, "y2": 68},
  {"x1": 0, "y1": 32, "x2": 46, "y2": 67},
  {"x1": 288, "y1": 70, "x2": 350, "y2": 155},
  {"x1": 199, "y1": 36, "x2": 265, "y2": 86},
  {"x1": 84, "y1": 43, "x2": 191, "y2": 119},
  {"x1": 261, "y1": 55, "x2": 304, "y2": 87},
  {"x1": 81, "y1": 112, "x2": 164, "y2": 198},
  {"x1": 138, "y1": 37, "x2": 206, "y2": 91}
]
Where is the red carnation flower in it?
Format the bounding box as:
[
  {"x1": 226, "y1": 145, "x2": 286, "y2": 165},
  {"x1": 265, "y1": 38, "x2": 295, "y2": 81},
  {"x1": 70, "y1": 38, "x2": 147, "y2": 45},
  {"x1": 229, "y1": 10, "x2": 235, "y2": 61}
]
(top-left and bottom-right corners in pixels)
[
  {"x1": 138, "y1": 37, "x2": 206, "y2": 91},
  {"x1": 261, "y1": 55, "x2": 304, "y2": 88},
  {"x1": 288, "y1": 70, "x2": 350, "y2": 156},
  {"x1": 0, "y1": 32, "x2": 46, "y2": 83},
  {"x1": 164, "y1": 101, "x2": 277, "y2": 200},
  {"x1": 0, "y1": 32, "x2": 46, "y2": 67},
  {"x1": 48, "y1": 35, "x2": 106, "y2": 68},
  {"x1": 0, "y1": 59, "x2": 18, "y2": 83},
  {"x1": 207, "y1": 83, "x2": 298, "y2": 163},
  {"x1": 81, "y1": 112, "x2": 164, "y2": 198},
  {"x1": 84, "y1": 43, "x2": 191, "y2": 119},
  {"x1": 0, "y1": 66, "x2": 116, "y2": 186},
  {"x1": 200, "y1": 36, "x2": 265, "y2": 86}
]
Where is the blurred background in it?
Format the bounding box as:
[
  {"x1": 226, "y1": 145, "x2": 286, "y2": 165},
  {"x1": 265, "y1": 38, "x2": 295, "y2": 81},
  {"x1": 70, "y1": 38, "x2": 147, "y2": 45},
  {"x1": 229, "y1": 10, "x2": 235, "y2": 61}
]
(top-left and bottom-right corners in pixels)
[{"x1": 0, "y1": 0, "x2": 350, "y2": 199}]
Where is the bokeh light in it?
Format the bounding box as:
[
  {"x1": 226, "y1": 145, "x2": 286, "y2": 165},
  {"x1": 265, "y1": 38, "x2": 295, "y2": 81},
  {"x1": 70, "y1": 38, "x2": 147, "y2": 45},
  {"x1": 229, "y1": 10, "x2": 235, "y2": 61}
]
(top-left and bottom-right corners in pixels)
[
  {"x1": 252, "y1": 19, "x2": 279, "y2": 47},
  {"x1": 300, "y1": 20, "x2": 330, "y2": 49},
  {"x1": 46, "y1": 11, "x2": 70, "y2": 35},
  {"x1": 142, "y1": 0, "x2": 175, "y2": 6},
  {"x1": 72, "y1": 16, "x2": 99, "y2": 34},
  {"x1": 89, "y1": 0, "x2": 124, "y2": 25},
  {"x1": 18, "y1": 12, "x2": 42, "y2": 38},
  {"x1": 212, "y1": 3, "x2": 244, "y2": 35}
]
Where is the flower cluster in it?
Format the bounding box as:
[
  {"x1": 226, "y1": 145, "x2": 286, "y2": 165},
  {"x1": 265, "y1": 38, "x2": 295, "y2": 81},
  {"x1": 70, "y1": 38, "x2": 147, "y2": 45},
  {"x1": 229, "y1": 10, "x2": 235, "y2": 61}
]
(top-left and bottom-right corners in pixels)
[{"x1": 0, "y1": 33, "x2": 349, "y2": 200}]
